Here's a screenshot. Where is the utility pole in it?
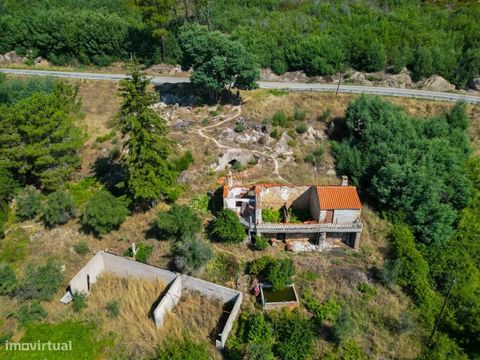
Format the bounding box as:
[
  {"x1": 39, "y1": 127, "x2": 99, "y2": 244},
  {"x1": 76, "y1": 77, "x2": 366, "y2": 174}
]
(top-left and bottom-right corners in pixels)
[
  {"x1": 335, "y1": 72, "x2": 343, "y2": 96},
  {"x1": 428, "y1": 277, "x2": 456, "y2": 346}
]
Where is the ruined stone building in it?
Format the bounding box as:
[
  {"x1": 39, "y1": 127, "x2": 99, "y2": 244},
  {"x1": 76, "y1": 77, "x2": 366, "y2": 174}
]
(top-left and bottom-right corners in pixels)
[{"x1": 223, "y1": 176, "x2": 363, "y2": 251}]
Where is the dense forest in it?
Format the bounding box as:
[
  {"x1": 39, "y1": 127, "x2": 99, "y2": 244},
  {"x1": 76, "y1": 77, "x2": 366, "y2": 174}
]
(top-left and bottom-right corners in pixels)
[
  {"x1": 1, "y1": 0, "x2": 479, "y2": 88},
  {"x1": 333, "y1": 96, "x2": 480, "y2": 358}
]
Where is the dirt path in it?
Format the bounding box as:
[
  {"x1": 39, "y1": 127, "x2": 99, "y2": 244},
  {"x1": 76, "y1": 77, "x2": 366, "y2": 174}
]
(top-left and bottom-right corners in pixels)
[{"x1": 197, "y1": 105, "x2": 290, "y2": 183}]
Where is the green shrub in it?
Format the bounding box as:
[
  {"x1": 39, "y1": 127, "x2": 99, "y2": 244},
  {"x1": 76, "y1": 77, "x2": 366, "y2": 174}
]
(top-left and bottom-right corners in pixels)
[
  {"x1": 340, "y1": 341, "x2": 369, "y2": 360},
  {"x1": 106, "y1": 300, "x2": 120, "y2": 318},
  {"x1": 266, "y1": 258, "x2": 295, "y2": 291},
  {"x1": 232, "y1": 313, "x2": 275, "y2": 359},
  {"x1": 81, "y1": 190, "x2": 129, "y2": 236},
  {"x1": 0, "y1": 168, "x2": 19, "y2": 203},
  {"x1": 73, "y1": 292, "x2": 88, "y2": 312},
  {"x1": 173, "y1": 237, "x2": 213, "y2": 274},
  {"x1": 333, "y1": 309, "x2": 356, "y2": 345},
  {"x1": 318, "y1": 107, "x2": 332, "y2": 122},
  {"x1": 64, "y1": 177, "x2": 102, "y2": 209},
  {"x1": 231, "y1": 160, "x2": 242, "y2": 172},
  {"x1": 124, "y1": 243, "x2": 153, "y2": 263},
  {"x1": 204, "y1": 252, "x2": 241, "y2": 283},
  {"x1": 156, "y1": 337, "x2": 211, "y2": 360},
  {"x1": 270, "y1": 128, "x2": 282, "y2": 139},
  {"x1": 191, "y1": 194, "x2": 210, "y2": 215},
  {"x1": 234, "y1": 123, "x2": 246, "y2": 133},
  {"x1": 17, "y1": 260, "x2": 63, "y2": 301},
  {"x1": 304, "y1": 292, "x2": 341, "y2": 325},
  {"x1": 247, "y1": 256, "x2": 295, "y2": 291},
  {"x1": 247, "y1": 256, "x2": 275, "y2": 276},
  {"x1": 155, "y1": 204, "x2": 202, "y2": 241},
  {"x1": 295, "y1": 122, "x2": 308, "y2": 134},
  {"x1": 0, "y1": 263, "x2": 17, "y2": 296},
  {"x1": 357, "y1": 282, "x2": 377, "y2": 300},
  {"x1": 272, "y1": 111, "x2": 288, "y2": 127},
  {"x1": 254, "y1": 235, "x2": 269, "y2": 250},
  {"x1": 15, "y1": 301, "x2": 47, "y2": 326},
  {"x1": 304, "y1": 146, "x2": 324, "y2": 166},
  {"x1": 43, "y1": 190, "x2": 76, "y2": 227},
  {"x1": 210, "y1": 209, "x2": 245, "y2": 243},
  {"x1": 0, "y1": 203, "x2": 9, "y2": 239},
  {"x1": 16, "y1": 186, "x2": 42, "y2": 220},
  {"x1": 74, "y1": 241, "x2": 89, "y2": 256},
  {"x1": 174, "y1": 151, "x2": 194, "y2": 172},
  {"x1": 293, "y1": 108, "x2": 306, "y2": 121},
  {"x1": 95, "y1": 130, "x2": 116, "y2": 143},
  {"x1": 262, "y1": 208, "x2": 280, "y2": 223},
  {"x1": 271, "y1": 310, "x2": 315, "y2": 360}
]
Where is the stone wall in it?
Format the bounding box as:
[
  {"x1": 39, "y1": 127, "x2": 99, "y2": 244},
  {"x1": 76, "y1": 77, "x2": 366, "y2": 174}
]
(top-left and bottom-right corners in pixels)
[
  {"x1": 258, "y1": 186, "x2": 310, "y2": 211},
  {"x1": 153, "y1": 275, "x2": 182, "y2": 327},
  {"x1": 65, "y1": 251, "x2": 242, "y2": 349},
  {"x1": 69, "y1": 251, "x2": 105, "y2": 294}
]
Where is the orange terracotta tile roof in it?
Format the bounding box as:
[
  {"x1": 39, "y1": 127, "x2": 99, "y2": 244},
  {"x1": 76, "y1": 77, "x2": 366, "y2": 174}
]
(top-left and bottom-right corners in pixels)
[
  {"x1": 317, "y1": 186, "x2": 362, "y2": 210},
  {"x1": 223, "y1": 186, "x2": 229, "y2": 198}
]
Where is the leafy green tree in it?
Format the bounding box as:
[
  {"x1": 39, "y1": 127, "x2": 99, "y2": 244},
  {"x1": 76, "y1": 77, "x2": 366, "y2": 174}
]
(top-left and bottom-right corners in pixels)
[
  {"x1": 421, "y1": 333, "x2": 468, "y2": 360},
  {"x1": 177, "y1": 23, "x2": 259, "y2": 101},
  {"x1": 172, "y1": 236, "x2": 213, "y2": 274},
  {"x1": 0, "y1": 263, "x2": 17, "y2": 296},
  {"x1": 119, "y1": 62, "x2": 181, "y2": 204},
  {"x1": 0, "y1": 83, "x2": 84, "y2": 190},
  {"x1": 155, "y1": 204, "x2": 202, "y2": 240},
  {"x1": 43, "y1": 191, "x2": 75, "y2": 227},
  {"x1": 387, "y1": 224, "x2": 441, "y2": 323},
  {"x1": 81, "y1": 190, "x2": 129, "y2": 236},
  {"x1": 16, "y1": 186, "x2": 42, "y2": 220},
  {"x1": 135, "y1": 0, "x2": 175, "y2": 62},
  {"x1": 266, "y1": 258, "x2": 295, "y2": 291},
  {"x1": 332, "y1": 96, "x2": 470, "y2": 245},
  {"x1": 0, "y1": 76, "x2": 57, "y2": 105},
  {"x1": 17, "y1": 260, "x2": 63, "y2": 301},
  {"x1": 0, "y1": 168, "x2": 19, "y2": 203},
  {"x1": 210, "y1": 208, "x2": 245, "y2": 243}
]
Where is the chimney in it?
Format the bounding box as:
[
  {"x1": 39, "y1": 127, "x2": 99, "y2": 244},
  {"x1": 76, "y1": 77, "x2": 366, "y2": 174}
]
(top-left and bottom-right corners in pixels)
[
  {"x1": 227, "y1": 171, "x2": 233, "y2": 187},
  {"x1": 341, "y1": 176, "x2": 348, "y2": 186}
]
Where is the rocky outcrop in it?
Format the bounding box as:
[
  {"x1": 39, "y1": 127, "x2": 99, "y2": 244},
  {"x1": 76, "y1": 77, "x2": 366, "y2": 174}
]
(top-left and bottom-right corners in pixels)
[
  {"x1": 0, "y1": 51, "x2": 27, "y2": 64},
  {"x1": 345, "y1": 70, "x2": 372, "y2": 85},
  {"x1": 471, "y1": 77, "x2": 480, "y2": 91},
  {"x1": 420, "y1": 75, "x2": 455, "y2": 92},
  {"x1": 383, "y1": 72, "x2": 413, "y2": 89}
]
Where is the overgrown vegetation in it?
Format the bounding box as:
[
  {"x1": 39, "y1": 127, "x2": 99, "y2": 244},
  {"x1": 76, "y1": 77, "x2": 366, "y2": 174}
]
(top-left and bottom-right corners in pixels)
[
  {"x1": 155, "y1": 204, "x2": 202, "y2": 241},
  {"x1": 42, "y1": 190, "x2": 75, "y2": 227},
  {"x1": 247, "y1": 256, "x2": 295, "y2": 291},
  {"x1": 81, "y1": 190, "x2": 129, "y2": 236},
  {"x1": 333, "y1": 95, "x2": 479, "y2": 357},
  {"x1": 209, "y1": 209, "x2": 245, "y2": 243}
]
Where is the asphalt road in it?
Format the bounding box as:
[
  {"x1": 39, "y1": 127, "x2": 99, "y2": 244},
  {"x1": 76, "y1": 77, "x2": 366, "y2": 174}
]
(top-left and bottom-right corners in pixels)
[{"x1": 1, "y1": 68, "x2": 479, "y2": 104}]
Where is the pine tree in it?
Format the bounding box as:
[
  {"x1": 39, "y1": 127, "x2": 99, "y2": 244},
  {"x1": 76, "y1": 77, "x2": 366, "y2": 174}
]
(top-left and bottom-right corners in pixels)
[{"x1": 119, "y1": 62, "x2": 180, "y2": 205}]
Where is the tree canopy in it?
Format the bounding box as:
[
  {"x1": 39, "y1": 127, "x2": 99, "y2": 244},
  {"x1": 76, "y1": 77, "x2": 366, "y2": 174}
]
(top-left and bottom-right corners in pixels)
[
  {"x1": 0, "y1": 83, "x2": 84, "y2": 190},
  {"x1": 177, "y1": 23, "x2": 259, "y2": 100},
  {"x1": 333, "y1": 96, "x2": 470, "y2": 244},
  {"x1": 118, "y1": 62, "x2": 182, "y2": 204}
]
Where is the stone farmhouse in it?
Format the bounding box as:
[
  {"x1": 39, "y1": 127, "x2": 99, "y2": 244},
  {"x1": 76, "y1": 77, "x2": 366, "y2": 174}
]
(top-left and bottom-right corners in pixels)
[{"x1": 223, "y1": 176, "x2": 363, "y2": 251}]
